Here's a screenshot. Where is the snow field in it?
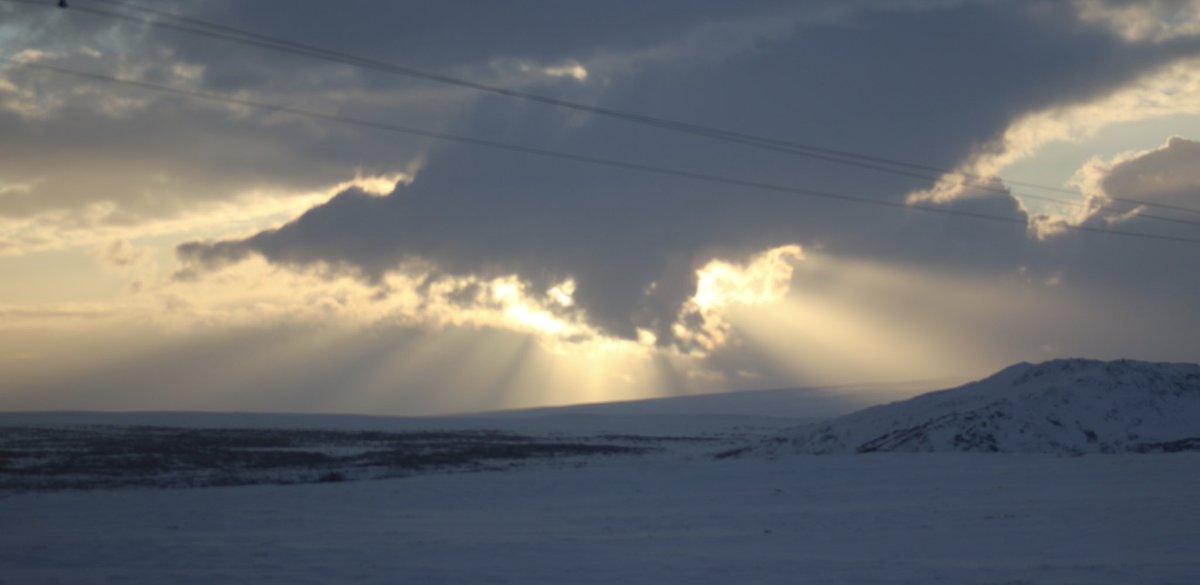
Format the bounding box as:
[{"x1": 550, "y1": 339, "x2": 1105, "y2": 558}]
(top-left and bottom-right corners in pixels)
[{"x1": 2, "y1": 453, "x2": 1197, "y2": 584}]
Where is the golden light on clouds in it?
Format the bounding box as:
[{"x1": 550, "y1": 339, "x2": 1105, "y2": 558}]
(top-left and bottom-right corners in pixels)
[
  {"x1": 0, "y1": 207, "x2": 1183, "y2": 414},
  {"x1": 691, "y1": 246, "x2": 803, "y2": 311},
  {"x1": 0, "y1": 239, "x2": 812, "y2": 411},
  {"x1": 907, "y1": 57, "x2": 1200, "y2": 226},
  {"x1": 0, "y1": 237, "x2": 1030, "y2": 412},
  {"x1": 0, "y1": 169, "x2": 421, "y2": 258},
  {"x1": 675, "y1": 245, "x2": 803, "y2": 353}
]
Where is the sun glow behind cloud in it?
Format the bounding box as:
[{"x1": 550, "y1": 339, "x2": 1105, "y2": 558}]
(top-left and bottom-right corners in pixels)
[
  {"x1": 675, "y1": 245, "x2": 804, "y2": 353},
  {"x1": 1, "y1": 223, "x2": 1184, "y2": 414},
  {"x1": 0, "y1": 247, "x2": 683, "y2": 412},
  {"x1": 4, "y1": 239, "x2": 981, "y2": 413}
]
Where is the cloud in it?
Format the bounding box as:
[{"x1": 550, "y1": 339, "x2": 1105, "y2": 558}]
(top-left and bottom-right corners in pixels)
[
  {"x1": 1018, "y1": 136, "x2": 1200, "y2": 298},
  {"x1": 101, "y1": 239, "x2": 143, "y2": 268},
  {"x1": 2, "y1": 0, "x2": 861, "y2": 257},
  {"x1": 1074, "y1": 136, "x2": 1200, "y2": 212},
  {"x1": 0, "y1": 170, "x2": 419, "y2": 257},
  {"x1": 1034, "y1": 136, "x2": 1200, "y2": 237},
  {"x1": 910, "y1": 56, "x2": 1200, "y2": 213},
  {"x1": 1075, "y1": 0, "x2": 1200, "y2": 43},
  {"x1": 0, "y1": 7, "x2": 453, "y2": 235},
  {"x1": 508, "y1": 60, "x2": 589, "y2": 82},
  {"x1": 174, "y1": 0, "x2": 1200, "y2": 351}
]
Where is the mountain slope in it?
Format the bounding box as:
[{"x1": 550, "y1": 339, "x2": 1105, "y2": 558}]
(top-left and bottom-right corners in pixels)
[
  {"x1": 748, "y1": 359, "x2": 1200, "y2": 455},
  {"x1": 475, "y1": 379, "x2": 951, "y2": 419}
]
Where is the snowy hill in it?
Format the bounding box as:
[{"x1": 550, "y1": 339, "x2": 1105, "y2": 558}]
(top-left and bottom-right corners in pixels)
[
  {"x1": 747, "y1": 359, "x2": 1200, "y2": 455},
  {"x1": 475, "y1": 379, "x2": 947, "y2": 419}
]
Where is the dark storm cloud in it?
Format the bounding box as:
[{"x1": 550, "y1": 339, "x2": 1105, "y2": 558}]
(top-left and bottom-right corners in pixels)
[
  {"x1": 177, "y1": 1, "x2": 1200, "y2": 345},
  {"x1": 177, "y1": 0, "x2": 800, "y2": 72}
]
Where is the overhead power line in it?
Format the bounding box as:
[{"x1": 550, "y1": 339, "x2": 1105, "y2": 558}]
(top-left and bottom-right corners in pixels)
[
  {"x1": 4, "y1": 56, "x2": 1200, "y2": 247},
  {"x1": 11, "y1": 0, "x2": 1200, "y2": 220}
]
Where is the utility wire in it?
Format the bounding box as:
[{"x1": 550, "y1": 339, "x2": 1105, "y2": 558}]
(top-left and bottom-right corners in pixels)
[
  {"x1": 5, "y1": 56, "x2": 1200, "y2": 247},
  {"x1": 79, "y1": 0, "x2": 1200, "y2": 217},
  {"x1": 23, "y1": 0, "x2": 1200, "y2": 222},
  {"x1": 8, "y1": 0, "x2": 1200, "y2": 230},
  {"x1": 12, "y1": 0, "x2": 1200, "y2": 220}
]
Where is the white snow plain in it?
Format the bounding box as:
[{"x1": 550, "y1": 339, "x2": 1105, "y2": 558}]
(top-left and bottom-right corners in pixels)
[
  {"x1": 3, "y1": 361, "x2": 1198, "y2": 584},
  {"x1": 2, "y1": 434, "x2": 1198, "y2": 583}
]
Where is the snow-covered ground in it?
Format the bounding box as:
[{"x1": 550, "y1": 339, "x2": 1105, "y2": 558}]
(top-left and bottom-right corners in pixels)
[
  {"x1": 3, "y1": 361, "x2": 1199, "y2": 583},
  {"x1": 2, "y1": 452, "x2": 1197, "y2": 584}
]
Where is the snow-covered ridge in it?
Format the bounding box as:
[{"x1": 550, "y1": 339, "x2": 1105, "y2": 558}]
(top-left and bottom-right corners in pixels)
[{"x1": 747, "y1": 359, "x2": 1200, "y2": 455}]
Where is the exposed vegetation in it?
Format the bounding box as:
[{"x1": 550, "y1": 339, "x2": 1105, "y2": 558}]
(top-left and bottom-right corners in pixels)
[{"x1": 0, "y1": 425, "x2": 665, "y2": 492}]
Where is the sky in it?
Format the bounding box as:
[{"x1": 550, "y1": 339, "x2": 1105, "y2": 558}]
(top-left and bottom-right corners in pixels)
[{"x1": 1, "y1": 0, "x2": 1199, "y2": 415}]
